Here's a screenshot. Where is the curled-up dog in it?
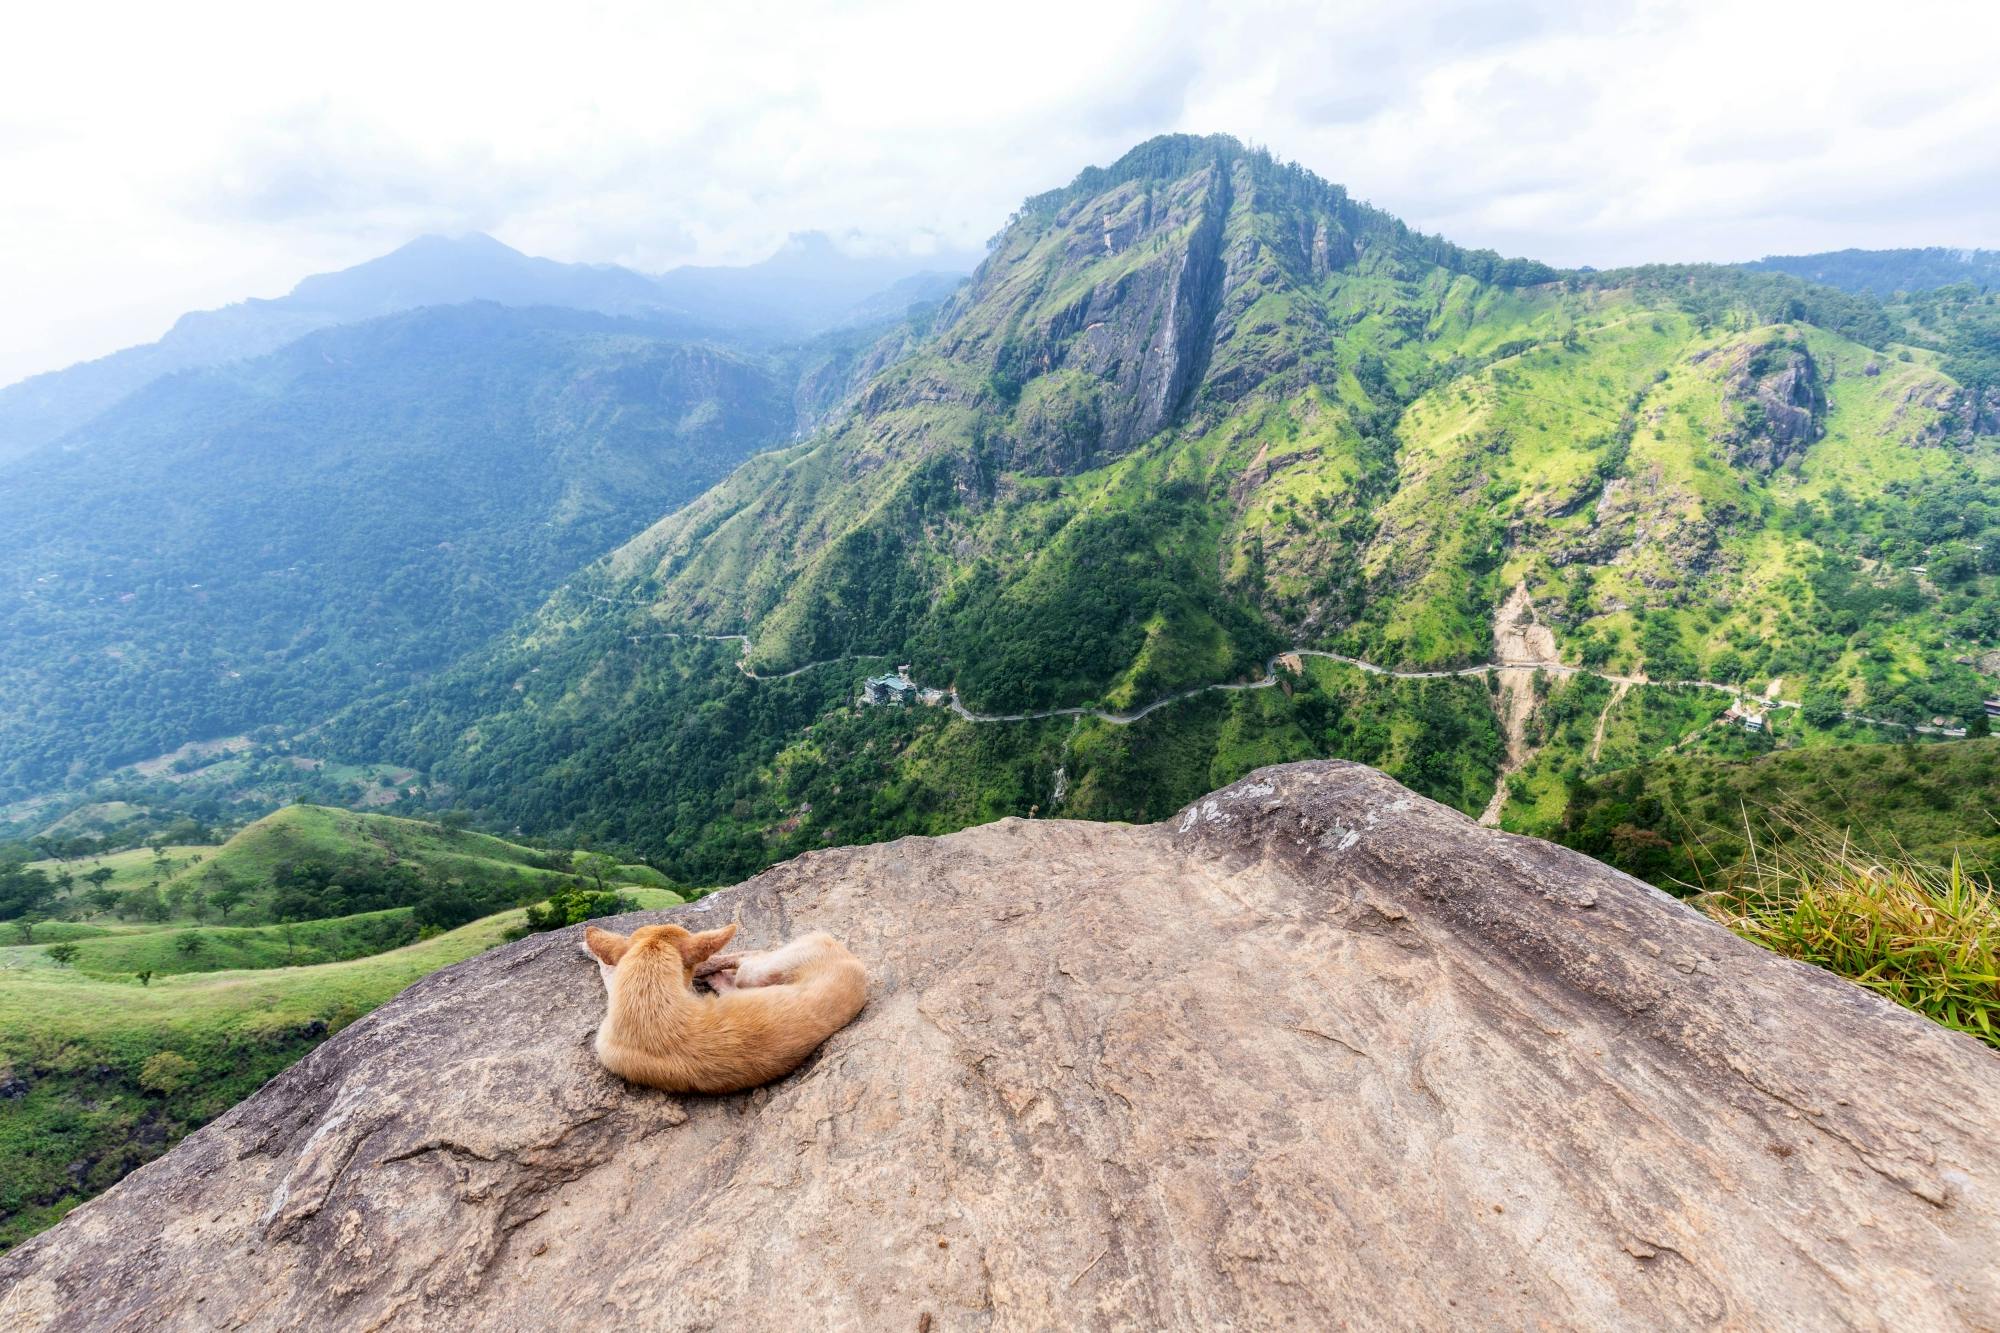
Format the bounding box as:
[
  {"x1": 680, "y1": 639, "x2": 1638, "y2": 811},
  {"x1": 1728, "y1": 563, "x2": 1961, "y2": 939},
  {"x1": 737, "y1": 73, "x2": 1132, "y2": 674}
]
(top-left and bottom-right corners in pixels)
[{"x1": 580, "y1": 921, "x2": 868, "y2": 1094}]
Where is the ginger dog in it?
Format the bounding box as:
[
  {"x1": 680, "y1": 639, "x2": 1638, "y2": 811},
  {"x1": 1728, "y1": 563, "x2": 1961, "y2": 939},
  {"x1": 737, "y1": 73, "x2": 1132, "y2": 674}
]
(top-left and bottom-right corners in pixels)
[{"x1": 580, "y1": 921, "x2": 867, "y2": 1094}]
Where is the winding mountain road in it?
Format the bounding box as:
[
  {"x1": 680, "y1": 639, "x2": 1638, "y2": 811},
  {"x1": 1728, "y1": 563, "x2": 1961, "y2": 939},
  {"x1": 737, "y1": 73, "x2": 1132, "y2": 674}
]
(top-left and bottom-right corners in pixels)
[{"x1": 578, "y1": 588, "x2": 1950, "y2": 740}]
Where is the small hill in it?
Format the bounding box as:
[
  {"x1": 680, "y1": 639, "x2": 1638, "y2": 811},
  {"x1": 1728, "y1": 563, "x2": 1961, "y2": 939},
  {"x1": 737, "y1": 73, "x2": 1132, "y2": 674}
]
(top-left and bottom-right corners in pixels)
[
  {"x1": 137, "y1": 804, "x2": 672, "y2": 927},
  {"x1": 4, "y1": 763, "x2": 1994, "y2": 1327},
  {"x1": 18, "y1": 803, "x2": 676, "y2": 943}
]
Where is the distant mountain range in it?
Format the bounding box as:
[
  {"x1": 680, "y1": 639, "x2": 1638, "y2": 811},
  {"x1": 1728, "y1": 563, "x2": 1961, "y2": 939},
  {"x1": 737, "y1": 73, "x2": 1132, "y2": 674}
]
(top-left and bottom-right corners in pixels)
[
  {"x1": 0, "y1": 232, "x2": 973, "y2": 463},
  {"x1": 0, "y1": 297, "x2": 930, "y2": 794},
  {"x1": 1742, "y1": 247, "x2": 2000, "y2": 299}
]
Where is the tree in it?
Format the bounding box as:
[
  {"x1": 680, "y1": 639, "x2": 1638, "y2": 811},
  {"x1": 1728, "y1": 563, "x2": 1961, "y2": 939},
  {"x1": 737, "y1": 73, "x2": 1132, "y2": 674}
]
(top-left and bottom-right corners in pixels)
[
  {"x1": 136, "y1": 969, "x2": 154, "y2": 987},
  {"x1": 519, "y1": 886, "x2": 633, "y2": 935},
  {"x1": 176, "y1": 933, "x2": 205, "y2": 957},
  {"x1": 1609, "y1": 824, "x2": 1674, "y2": 877},
  {"x1": 85, "y1": 866, "x2": 116, "y2": 891},
  {"x1": 1801, "y1": 693, "x2": 1845, "y2": 730},
  {"x1": 412, "y1": 884, "x2": 481, "y2": 933},
  {"x1": 46, "y1": 942, "x2": 80, "y2": 967},
  {"x1": 573, "y1": 851, "x2": 620, "y2": 894},
  {"x1": 208, "y1": 883, "x2": 246, "y2": 921}
]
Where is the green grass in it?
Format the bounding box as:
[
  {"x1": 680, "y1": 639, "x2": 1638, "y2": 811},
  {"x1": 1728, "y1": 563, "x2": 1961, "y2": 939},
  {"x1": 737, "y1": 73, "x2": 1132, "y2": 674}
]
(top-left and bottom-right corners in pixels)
[
  {"x1": 30, "y1": 843, "x2": 218, "y2": 894},
  {"x1": 1696, "y1": 831, "x2": 1999, "y2": 1048},
  {"x1": 178, "y1": 804, "x2": 557, "y2": 892},
  {"x1": 64, "y1": 805, "x2": 650, "y2": 927},
  {"x1": 2, "y1": 804, "x2": 686, "y2": 1248},
  {"x1": 0, "y1": 885, "x2": 681, "y2": 1250},
  {"x1": 0, "y1": 908, "x2": 422, "y2": 977}
]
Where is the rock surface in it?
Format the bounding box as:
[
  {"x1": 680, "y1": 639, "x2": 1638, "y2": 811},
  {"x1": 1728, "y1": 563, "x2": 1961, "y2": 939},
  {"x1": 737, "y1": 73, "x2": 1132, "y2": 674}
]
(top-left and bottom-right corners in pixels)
[
  {"x1": 1715, "y1": 339, "x2": 1827, "y2": 473},
  {"x1": 5, "y1": 761, "x2": 1999, "y2": 1331}
]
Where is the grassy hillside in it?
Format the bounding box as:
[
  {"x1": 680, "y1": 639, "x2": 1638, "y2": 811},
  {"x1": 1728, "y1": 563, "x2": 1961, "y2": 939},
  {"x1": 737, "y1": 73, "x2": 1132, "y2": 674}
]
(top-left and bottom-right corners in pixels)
[
  {"x1": 6, "y1": 804, "x2": 682, "y2": 956},
  {"x1": 0, "y1": 886, "x2": 680, "y2": 1249},
  {"x1": 27, "y1": 842, "x2": 217, "y2": 895},
  {"x1": 26, "y1": 804, "x2": 617, "y2": 931},
  {"x1": 1, "y1": 908, "x2": 425, "y2": 977}
]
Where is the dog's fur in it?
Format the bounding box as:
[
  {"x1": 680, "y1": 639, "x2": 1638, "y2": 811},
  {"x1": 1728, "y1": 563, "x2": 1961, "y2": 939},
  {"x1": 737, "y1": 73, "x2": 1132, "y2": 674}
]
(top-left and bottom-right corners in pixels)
[{"x1": 581, "y1": 921, "x2": 867, "y2": 1094}]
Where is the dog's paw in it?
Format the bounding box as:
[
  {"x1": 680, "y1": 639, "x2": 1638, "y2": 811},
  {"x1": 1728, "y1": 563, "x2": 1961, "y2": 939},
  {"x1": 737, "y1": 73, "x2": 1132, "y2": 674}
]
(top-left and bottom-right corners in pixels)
[{"x1": 693, "y1": 950, "x2": 747, "y2": 977}]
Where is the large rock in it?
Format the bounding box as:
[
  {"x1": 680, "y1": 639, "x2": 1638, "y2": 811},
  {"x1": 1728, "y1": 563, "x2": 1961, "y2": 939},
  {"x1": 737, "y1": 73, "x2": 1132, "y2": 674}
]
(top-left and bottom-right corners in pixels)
[{"x1": 4, "y1": 762, "x2": 1997, "y2": 1330}]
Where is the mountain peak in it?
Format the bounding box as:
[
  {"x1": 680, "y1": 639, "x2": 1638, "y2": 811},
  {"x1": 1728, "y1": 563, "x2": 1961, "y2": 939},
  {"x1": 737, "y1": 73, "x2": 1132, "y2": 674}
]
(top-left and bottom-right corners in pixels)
[
  {"x1": 387, "y1": 232, "x2": 525, "y2": 260},
  {"x1": 773, "y1": 230, "x2": 842, "y2": 260}
]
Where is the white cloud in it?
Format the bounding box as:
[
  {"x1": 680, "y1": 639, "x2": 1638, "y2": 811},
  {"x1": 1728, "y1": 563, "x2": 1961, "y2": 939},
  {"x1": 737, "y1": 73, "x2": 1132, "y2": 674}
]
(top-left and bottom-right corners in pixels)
[{"x1": 2, "y1": 0, "x2": 1996, "y2": 384}]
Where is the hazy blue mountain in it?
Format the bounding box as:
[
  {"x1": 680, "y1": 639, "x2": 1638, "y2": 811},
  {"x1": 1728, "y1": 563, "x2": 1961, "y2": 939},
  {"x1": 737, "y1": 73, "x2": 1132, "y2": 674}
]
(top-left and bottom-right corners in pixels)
[
  {"x1": 0, "y1": 233, "x2": 972, "y2": 464},
  {"x1": 652, "y1": 231, "x2": 974, "y2": 335},
  {"x1": 0, "y1": 302, "x2": 813, "y2": 796},
  {"x1": 1742, "y1": 247, "x2": 2000, "y2": 298}
]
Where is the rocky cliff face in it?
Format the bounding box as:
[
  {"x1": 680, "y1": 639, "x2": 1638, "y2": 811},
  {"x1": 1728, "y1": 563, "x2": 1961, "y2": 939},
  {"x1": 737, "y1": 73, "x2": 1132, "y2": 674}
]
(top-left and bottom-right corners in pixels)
[
  {"x1": 5, "y1": 762, "x2": 1996, "y2": 1331},
  {"x1": 1932, "y1": 383, "x2": 2000, "y2": 445},
  {"x1": 1713, "y1": 338, "x2": 1826, "y2": 472}
]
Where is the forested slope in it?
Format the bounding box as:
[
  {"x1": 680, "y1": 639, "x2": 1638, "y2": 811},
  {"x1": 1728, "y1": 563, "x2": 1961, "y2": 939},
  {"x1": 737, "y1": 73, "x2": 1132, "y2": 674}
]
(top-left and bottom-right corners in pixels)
[{"x1": 0, "y1": 304, "x2": 804, "y2": 796}]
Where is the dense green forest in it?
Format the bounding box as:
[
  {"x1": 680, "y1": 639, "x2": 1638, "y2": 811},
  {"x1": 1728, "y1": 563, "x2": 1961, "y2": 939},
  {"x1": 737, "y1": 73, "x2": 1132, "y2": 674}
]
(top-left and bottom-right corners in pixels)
[{"x1": 1556, "y1": 737, "x2": 2000, "y2": 890}]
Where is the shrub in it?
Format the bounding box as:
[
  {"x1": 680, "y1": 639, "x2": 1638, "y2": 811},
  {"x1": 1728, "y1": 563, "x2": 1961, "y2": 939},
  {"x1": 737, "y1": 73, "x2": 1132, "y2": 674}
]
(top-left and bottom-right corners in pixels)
[
  {"x1": 139, "y1": 1050, "x2": 197, "y2": 1095},
  {"x1": 518, "y1": 886, "x2": 634, "y2": 936},
  {"x1": 1697, "y1": 831, "x2": 1999, "y2": 1048}
]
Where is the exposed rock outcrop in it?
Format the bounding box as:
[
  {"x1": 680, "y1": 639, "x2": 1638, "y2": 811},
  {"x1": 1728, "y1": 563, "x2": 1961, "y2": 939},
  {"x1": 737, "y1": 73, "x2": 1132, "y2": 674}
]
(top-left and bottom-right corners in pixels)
[
  {"x1": 8, "y1": 762, "x2": 1996, "y2": 1330},
  {"x1": 968, "y1": 158, "x2": 1234, "y2": 473},
  {"x1": 1930, "y1": 383, "x2": 2000, "y2": 445},
  {"x1": 1714, "y1": 339, "x2": 1826, "y2": 472}
]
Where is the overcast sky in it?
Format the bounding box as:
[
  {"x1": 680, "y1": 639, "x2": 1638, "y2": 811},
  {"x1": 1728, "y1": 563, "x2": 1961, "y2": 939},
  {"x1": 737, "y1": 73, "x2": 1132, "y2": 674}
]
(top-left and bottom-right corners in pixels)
[{"x1": 3, "y1": 0, "x2": 1997, "y2": 386}]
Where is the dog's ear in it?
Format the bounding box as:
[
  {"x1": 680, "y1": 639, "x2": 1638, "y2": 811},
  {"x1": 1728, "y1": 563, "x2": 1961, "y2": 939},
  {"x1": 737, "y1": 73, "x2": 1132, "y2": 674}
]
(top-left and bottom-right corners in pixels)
[
  {"x1": 581, "y1": 925, "x2": 633, "y2": 967},
  {"x1": 677, "y1": 922, "x2": 738, "y2": 968}
]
